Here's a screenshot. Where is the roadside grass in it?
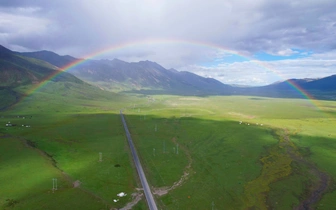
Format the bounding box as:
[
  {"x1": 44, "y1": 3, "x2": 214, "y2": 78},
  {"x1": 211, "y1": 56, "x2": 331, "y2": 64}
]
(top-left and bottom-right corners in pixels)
[
  {"x1": 124, "y1": 114, "x2": 189, "y2": 187},
  {"x1": 131, "y1": 200, "x2": 148, "y2": 210}
]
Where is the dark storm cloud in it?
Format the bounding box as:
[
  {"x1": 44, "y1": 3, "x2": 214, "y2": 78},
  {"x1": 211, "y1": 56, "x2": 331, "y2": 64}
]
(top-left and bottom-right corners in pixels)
[
  {"x1": 2, "y1": 0, "x2": 336, "y2": 55},
  {"x1": 233, "y1": 0, "x2": 336, "y2": 54}
]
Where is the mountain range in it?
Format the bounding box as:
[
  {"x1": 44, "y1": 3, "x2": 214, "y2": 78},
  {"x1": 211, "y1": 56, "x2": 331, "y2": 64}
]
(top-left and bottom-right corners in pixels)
[
  {"x1": 20, "y1": 50, "x2": 233, "y2": 95},
  {"x1": 0, "y1": 44, "x2": 335, "y2": 103},
  {"x1": 235, "y1": 76, "x2": 336, "y2": 100}
]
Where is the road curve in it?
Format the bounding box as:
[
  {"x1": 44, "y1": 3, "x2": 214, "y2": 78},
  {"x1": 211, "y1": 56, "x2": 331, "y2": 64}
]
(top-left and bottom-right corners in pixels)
[{"x1": 120, "y1": 110, "x2": 158, "y2": 210}]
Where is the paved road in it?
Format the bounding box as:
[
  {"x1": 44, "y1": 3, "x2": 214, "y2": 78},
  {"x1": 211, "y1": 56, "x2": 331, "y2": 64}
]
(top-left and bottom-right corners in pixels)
[{"x1": 120, "y1": 110, "x2": 158, "y2": 210}]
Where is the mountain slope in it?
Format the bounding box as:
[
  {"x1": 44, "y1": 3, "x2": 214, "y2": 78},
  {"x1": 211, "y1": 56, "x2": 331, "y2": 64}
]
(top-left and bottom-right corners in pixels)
[
  {"x1": 235, "y1": 76, "x2": 336, "y2": 100},
  {"x1": 21, "y1": 50, "x2": 232, "y2": 94},
  {"x1": 259, "y1": 76, "x2": 336, "y2": 92},
  {"x1": 20, "y1": 50, "x2": 78, "y2": 68},
  {"x1": 71, "y1": 59, "x2": 234, "y2": 94},
  {"x1": 302, "y1": 75, "x2": 336, "y2": 91},
  {"x1": 0, "y1": 45, "x2": 90, "y2": 109},
  {"x1": 0, "y1": 45, "x2": 83, "y2": 87}
]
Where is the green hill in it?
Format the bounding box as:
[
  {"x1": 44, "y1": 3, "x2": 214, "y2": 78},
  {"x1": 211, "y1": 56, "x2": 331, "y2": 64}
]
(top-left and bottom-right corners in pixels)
[{"x1": 0, "y1": 45, "x2": 121, "y2": 110}]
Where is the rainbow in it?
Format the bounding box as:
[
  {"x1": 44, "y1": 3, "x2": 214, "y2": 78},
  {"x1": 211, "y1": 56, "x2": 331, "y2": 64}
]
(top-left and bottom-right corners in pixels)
[{"x1": 25, "y1": 38, "x2": 322, "y2": 109}]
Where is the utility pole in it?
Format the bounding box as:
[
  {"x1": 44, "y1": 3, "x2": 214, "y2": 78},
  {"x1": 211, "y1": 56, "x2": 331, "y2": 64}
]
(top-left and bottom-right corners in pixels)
[
  {"x1": 99, "y1": 152, "x2": 102, "y2": 162},
  {"x1": 52, "y1": 178, "x2": 58, "y2": 193}
]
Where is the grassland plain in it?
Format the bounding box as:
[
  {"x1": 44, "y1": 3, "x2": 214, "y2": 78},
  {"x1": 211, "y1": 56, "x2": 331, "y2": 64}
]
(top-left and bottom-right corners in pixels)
[
  {"x1": 122, "y1": 95, "x2": 336, "y2": 209},
  {"x1": 0, "y1": 84, "x2": 149, "y2": 209},
  {"x1": 1, "y1": 86, "x2": 336, "y2": 209}
]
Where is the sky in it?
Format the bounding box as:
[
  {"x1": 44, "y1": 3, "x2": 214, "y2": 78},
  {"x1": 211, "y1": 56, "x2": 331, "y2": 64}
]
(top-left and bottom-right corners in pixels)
[{"x1": 1, "y1": 0, "x2": 336, "y2": 85}]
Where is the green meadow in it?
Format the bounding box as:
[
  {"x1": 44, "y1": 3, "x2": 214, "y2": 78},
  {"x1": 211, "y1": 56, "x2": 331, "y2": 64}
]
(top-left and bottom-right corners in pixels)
[
  {"x1": 1, "y1": 84, "x2": 336, "y2": 209},
  {"x1": 122, "y1": 96, "x2": 336, "y2": 209}
]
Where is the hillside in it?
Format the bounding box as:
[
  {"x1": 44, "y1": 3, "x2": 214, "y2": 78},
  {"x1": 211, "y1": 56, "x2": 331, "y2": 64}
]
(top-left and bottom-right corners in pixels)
[
  {"x1": 235, "y1": 76, "x2": 336, "y2": 100},
  {"x1": 73, "y1": 59, "x2": 234, "y2": 95},
  {"x1": 302, "y1": 75, "x2": 336, "y2": 91},
  {"x1": 20, "y1": 50, "x2": 78, "y2": 68},
  {"x1": 0, "y1": 45, "x2": 83, "y2": 87},
  {"x1": 0, "y1": 45, "x2": 116, "y2": 110}
]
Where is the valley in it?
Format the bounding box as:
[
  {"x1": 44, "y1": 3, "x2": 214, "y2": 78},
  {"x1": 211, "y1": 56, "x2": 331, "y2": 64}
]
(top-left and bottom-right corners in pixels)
[{"x1": 1, "y1": 46, "x2": 336, "y2": 209}]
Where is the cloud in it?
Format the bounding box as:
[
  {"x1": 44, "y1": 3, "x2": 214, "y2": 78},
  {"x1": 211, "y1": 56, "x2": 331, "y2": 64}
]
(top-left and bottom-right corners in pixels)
[
  {"x1": 1, "y1": 0, "x2": 336, "y2": 85},
  {"x1": 276, "y1": 49, "x2": 298, "y2": 56},
  {"x1": 181, "y1": 55, "x2": 336, "y2": 86},
  {"x1": 2, "y1": 0, "x2": 335, "y2": 54}
]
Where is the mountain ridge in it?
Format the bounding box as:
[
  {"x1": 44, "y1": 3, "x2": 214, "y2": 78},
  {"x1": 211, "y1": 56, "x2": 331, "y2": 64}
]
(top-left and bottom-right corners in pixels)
[
  {"x1": 19, "y1": 50, "x2": 79, "y2": 68},
  {"x1": 20, "y1": 48, "x2": 233, "y2": 94},
  {"x1": 1, "y1": 44, "x2": 335, "y2": 99},
  {"x1": 0, "y1": 46, "x2": 83, "y2": 87}
]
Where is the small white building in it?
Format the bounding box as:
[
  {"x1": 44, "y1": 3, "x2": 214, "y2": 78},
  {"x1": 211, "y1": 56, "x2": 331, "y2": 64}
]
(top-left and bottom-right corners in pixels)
[{"x1": 117, "y1": 192, "x2": 127, "y2": 197}]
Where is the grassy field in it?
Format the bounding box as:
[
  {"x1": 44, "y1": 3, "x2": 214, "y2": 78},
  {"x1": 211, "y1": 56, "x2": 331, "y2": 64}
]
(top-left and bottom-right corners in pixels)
[
  {"x1": 123, "y1": 95, "x2": 336, "y2": 209},
  {"x1": 0, "y1": 83, "x2": 147, "y2": 209},
  {"x1": 0, "y1": 135, "x2": 109, "y2": 210},
  {"x1": 1, "y1": 85, "x2": 336, "y2": 209}
]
